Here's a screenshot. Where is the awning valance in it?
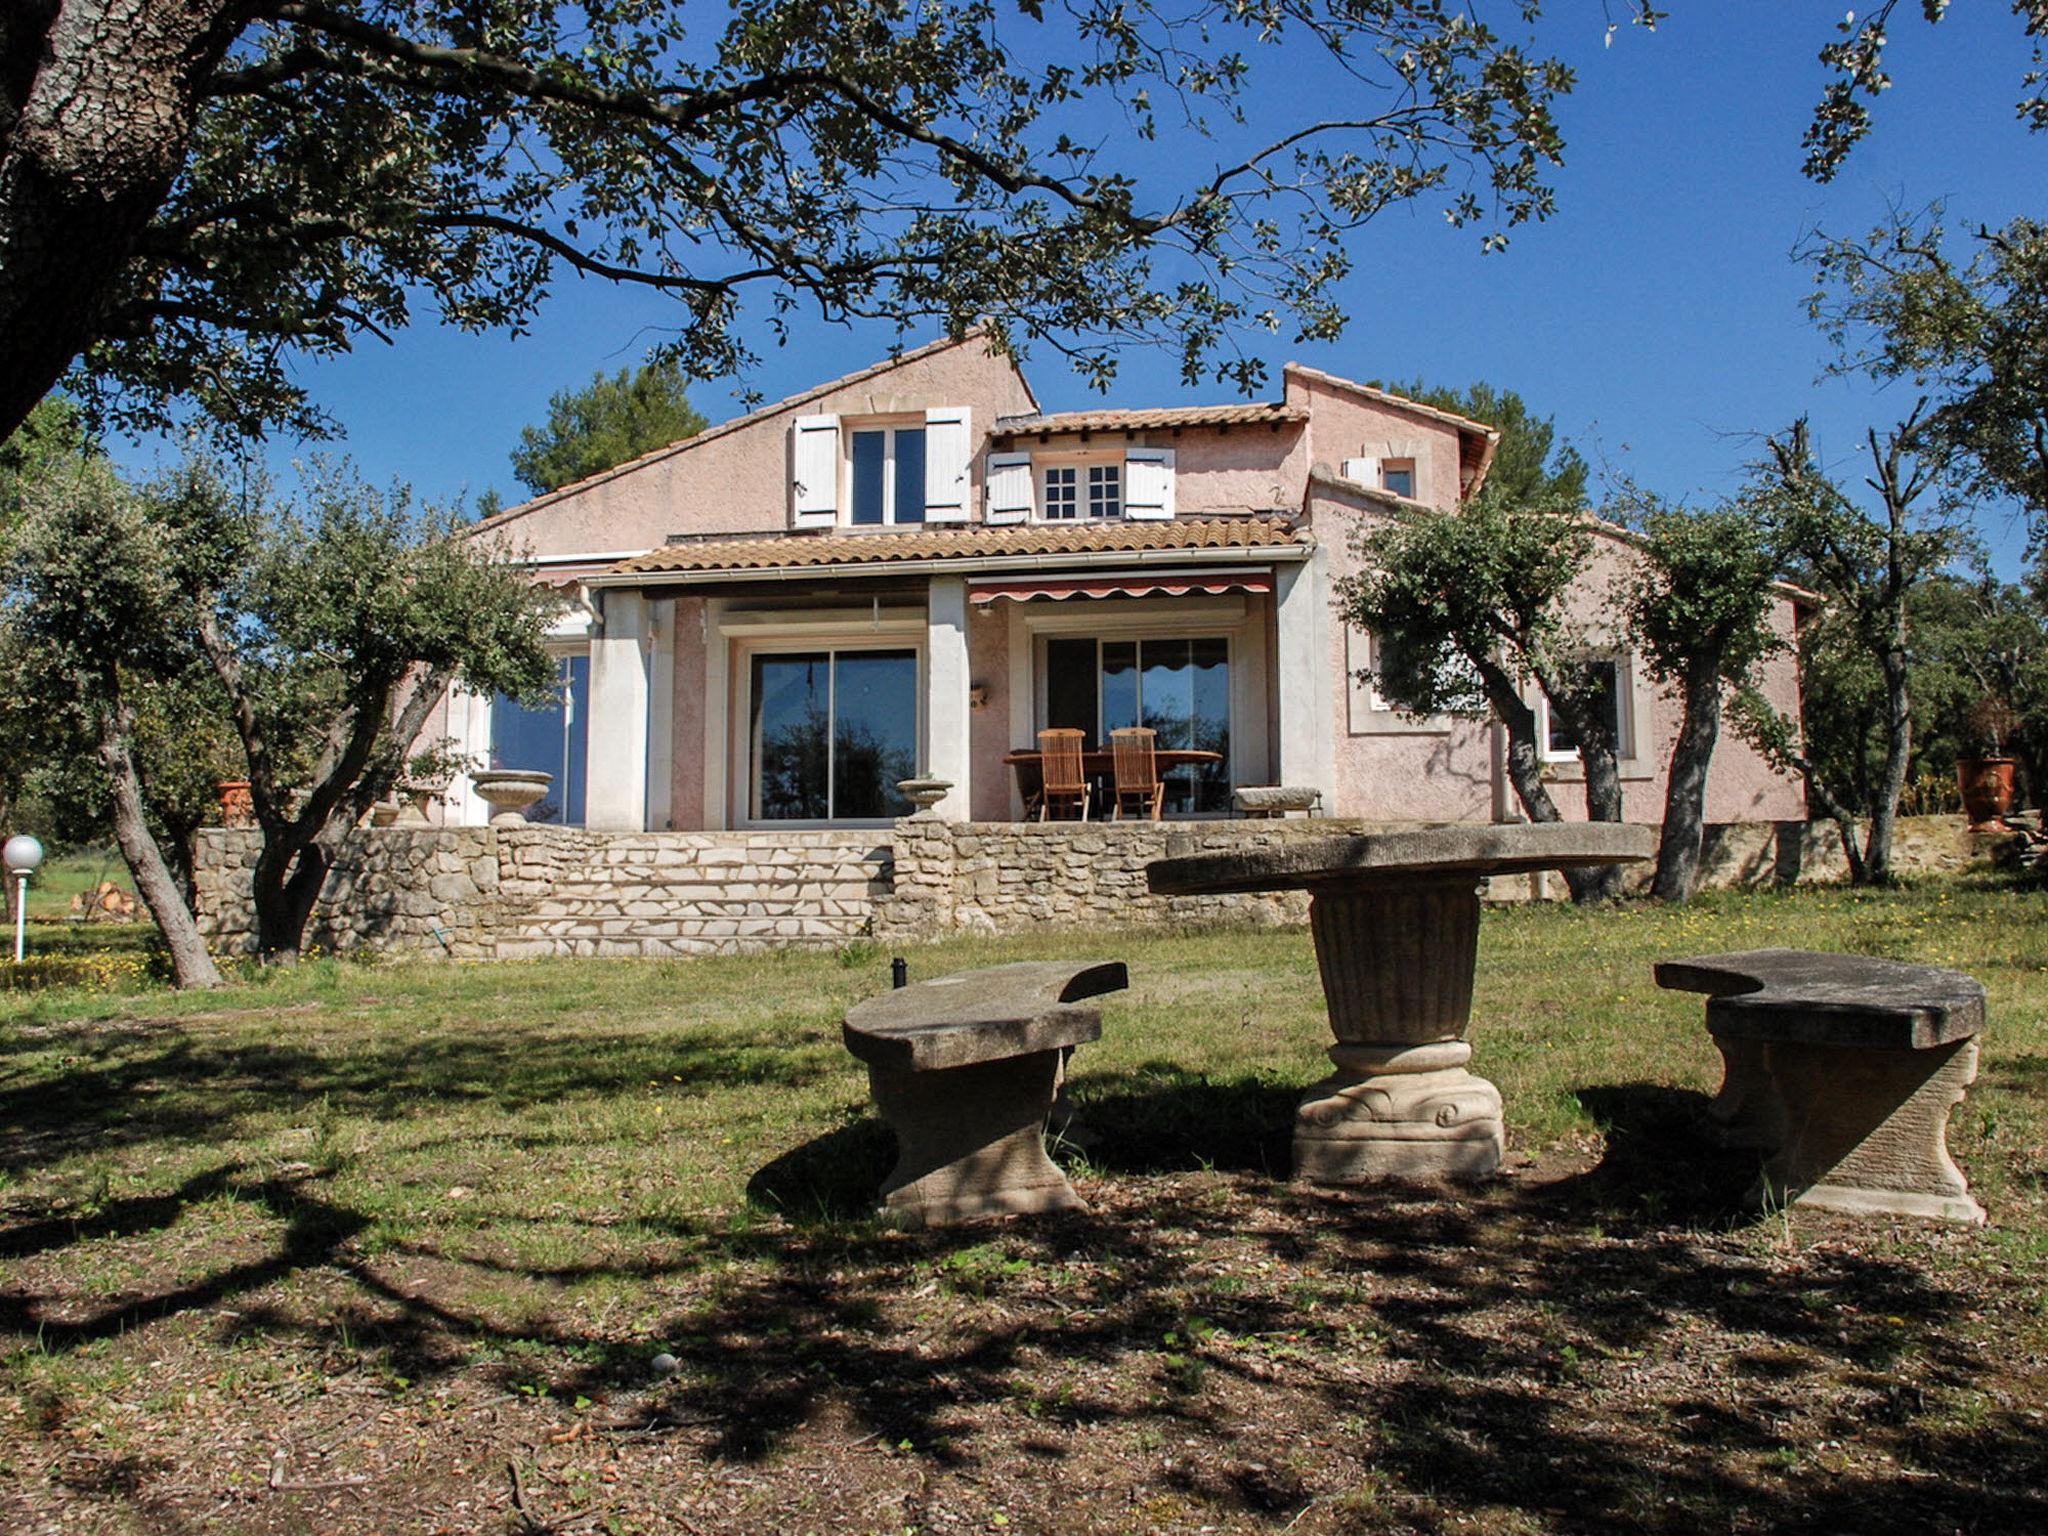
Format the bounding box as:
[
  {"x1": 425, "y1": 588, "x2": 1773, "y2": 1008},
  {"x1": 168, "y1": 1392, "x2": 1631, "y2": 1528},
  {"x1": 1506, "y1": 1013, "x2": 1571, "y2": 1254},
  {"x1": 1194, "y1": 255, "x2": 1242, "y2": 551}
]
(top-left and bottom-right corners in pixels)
[{"x1": 967, "y1": 570, "x2": 1273, "y2": 605}]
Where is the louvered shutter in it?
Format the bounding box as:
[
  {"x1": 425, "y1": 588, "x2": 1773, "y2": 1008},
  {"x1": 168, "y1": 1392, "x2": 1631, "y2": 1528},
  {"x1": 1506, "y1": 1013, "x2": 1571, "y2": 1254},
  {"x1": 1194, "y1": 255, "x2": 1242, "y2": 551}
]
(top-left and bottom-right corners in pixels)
[
  {"x1": 923, "y1": 406, "x2": 972, "y2": 523},
  {"x1": 790, "y1": 414, "x2": 839, "y2": 527},
  {"x1": 1124, "y1": 446, "x2": 1175, "y2": 520},
  {"x1": 985, "y1": 452, "x2": 1034, "y2": 524}
]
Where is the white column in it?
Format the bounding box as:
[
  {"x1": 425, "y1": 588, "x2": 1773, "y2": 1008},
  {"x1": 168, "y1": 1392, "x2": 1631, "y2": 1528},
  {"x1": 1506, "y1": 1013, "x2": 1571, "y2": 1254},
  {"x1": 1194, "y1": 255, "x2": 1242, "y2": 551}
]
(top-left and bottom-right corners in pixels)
[
  {"x1": 1274, "y1": 551, "x2": 1335, "y2": 801},
  {"x1": 585, "y1": 589, "x2": 651, "y2": 830},
  {"x1": 925, "y1": 576, "x2": 972, "y2": 821}
]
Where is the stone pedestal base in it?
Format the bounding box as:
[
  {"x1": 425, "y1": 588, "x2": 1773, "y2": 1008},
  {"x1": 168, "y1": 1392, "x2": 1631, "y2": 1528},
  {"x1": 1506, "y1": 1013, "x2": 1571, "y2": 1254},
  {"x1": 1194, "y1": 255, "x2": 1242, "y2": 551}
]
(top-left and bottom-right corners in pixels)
[
  {"x1": 868, "y1": 1049, "x2": 1084, "y2": 1229},
  {"x1": 1705, "y1": 1035, "x2": 1789, "y2": 1150},
  {"x1": 1757, "y1": 1038, "x2": 1984, "y2": 1226},
  {"x1": 1293, "y1": 1041, "x2": 1504, "y2": 1184}
]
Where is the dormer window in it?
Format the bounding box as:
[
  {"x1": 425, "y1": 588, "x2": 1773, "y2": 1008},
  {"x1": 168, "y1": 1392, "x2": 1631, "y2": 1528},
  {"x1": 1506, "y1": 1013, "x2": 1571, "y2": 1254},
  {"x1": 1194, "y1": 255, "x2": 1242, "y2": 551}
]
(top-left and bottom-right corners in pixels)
[
  {"x1": 988, "y1": 446, "x2": 1168, "y2": 525},
  {"x1": 789, "y1": 407, "x2": 971, "y2": 529},
  {"x1": 1040, "y1": 461, "x2": 1124, "y2": 521},
  {"x1": 850, "y1": 426, "x2": 926, "y2": 526}
]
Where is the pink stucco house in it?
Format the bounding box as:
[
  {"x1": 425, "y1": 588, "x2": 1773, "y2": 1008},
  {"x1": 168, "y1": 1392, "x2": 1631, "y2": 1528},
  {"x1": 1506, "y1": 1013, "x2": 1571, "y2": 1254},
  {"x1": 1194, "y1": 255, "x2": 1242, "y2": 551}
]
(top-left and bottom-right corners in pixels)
[{"x1": 441, "y1": 333, "x2": 1806, "y2": 835}]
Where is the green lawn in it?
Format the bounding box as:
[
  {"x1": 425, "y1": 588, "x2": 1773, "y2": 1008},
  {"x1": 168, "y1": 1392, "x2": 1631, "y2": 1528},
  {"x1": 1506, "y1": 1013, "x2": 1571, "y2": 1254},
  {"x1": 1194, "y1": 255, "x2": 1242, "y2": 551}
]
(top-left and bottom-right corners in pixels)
[{"x1": 1, "y1": 879, "x2": 2044, "y2": 1533}]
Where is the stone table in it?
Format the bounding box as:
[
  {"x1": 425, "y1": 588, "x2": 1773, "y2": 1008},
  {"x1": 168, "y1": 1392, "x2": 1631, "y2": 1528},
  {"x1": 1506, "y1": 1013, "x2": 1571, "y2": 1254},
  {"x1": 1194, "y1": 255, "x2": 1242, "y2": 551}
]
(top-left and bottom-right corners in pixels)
[{"x1": 1147, "y1": 823, "x2": 1655, "y2": 1183}]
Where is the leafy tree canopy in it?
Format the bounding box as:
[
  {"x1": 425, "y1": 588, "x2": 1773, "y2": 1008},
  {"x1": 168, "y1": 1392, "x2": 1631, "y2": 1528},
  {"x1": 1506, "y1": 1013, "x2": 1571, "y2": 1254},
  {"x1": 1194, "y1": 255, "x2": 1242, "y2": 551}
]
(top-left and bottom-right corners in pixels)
[
  {"x1": 1805, "y1": 211, "x2": 2048, "y2": 544},
  {"x1": 1372, "y1": 379, "x2": 1588, "y2": 507},
  {"x1": 0, "y1": 395, "x2": 98, "y2": 529},
  {"x1": 3, "y1": 1, "x2": 1674, "y2": 445},
  {"x1": 1802, "y1": 1, "x2": 2048, "y2": 182},
  {"x1": 510, "y1": 359, "x2": 708, "y2": 498}
]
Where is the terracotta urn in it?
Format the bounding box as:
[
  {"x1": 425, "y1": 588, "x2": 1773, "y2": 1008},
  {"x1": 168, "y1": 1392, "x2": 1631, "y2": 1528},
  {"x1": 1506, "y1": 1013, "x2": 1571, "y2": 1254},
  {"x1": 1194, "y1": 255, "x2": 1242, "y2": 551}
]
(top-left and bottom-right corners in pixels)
[
  {"x1": 1957, "y1": 757, "x2": 2018, "y2": 830},
  {"x1": 472, "y1": 769, "x2": 553, "y2": 826},
  {"x1": 216, "y1": 779, "x2": 254, "y2": 828}
]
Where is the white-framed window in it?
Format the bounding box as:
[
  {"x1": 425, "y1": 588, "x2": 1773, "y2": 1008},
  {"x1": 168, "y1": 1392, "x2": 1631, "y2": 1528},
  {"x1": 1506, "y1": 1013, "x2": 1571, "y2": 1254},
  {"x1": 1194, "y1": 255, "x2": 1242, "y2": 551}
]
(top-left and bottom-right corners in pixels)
[
  {"x1": 488, "y1": 647, "x2": 591, "y2": 825},
  {"x1": 1088, "y1": 463, "x2": 1123, "y2": 519},
  {"x1": 1044, "y1": 464, "x2": 1079, "y2": 520},
  {"x1": 1380, "y1": 459, "x2": 1417, "y2": 499},
  {"x1": 849, "y1": 425, "x2": 927, "y2": 527},
  {"x1": 789, "y1": 406, "x2": 970, "y2": 528},
  {"x1": 1025, "y1": 448, "x2": 1167, "y2": 522},
  {"x1": 1540, "y1": 656, "x2": 1632, "y2": 761},
  {"x1": 743, "y1": 644, "x2": 923, "y2": 823}
]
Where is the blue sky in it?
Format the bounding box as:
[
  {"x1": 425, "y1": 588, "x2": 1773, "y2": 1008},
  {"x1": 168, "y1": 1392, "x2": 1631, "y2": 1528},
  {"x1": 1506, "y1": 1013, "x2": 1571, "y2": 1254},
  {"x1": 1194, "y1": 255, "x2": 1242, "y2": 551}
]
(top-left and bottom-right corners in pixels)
[{"x1": 116, "y1": 4, "x2": 2048, "y2": 572}]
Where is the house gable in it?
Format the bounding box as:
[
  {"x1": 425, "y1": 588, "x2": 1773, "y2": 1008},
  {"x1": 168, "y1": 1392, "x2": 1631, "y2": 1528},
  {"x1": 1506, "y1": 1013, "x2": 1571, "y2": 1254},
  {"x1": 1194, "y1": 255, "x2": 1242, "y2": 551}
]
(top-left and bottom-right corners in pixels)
[{"x1": 471, "y1": 332, "x2": 1039, "y2": 561}]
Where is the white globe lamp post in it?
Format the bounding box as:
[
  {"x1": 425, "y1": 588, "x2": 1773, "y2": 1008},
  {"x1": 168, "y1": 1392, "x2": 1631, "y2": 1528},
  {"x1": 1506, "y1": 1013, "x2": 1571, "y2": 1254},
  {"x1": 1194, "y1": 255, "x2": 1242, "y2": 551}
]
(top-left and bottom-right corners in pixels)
[{"x1": 4, "y1": 834, "x2": 44, "y2": 963}]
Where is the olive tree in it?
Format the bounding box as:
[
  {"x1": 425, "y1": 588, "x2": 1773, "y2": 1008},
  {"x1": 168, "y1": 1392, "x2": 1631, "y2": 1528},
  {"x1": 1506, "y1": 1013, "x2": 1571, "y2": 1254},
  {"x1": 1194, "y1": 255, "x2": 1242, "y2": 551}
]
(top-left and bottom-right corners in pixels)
[
  {"x1": 9, "y1": 454, "x2": 559, "y2": 978},
  {"x1": 1616, "y1": 493, "x2": 1787, "y2": 902},
  {"x1": 7, "y1": 460, "x2": 227, "y2": 986},
  {"x1": 1336, "y1": 488, "x2": 1633, "y2": 903}
]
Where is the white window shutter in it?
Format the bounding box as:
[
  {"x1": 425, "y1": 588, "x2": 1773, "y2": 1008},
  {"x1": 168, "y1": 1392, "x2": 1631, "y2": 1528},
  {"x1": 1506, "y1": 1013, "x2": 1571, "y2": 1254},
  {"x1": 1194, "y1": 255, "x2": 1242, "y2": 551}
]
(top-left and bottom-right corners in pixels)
[
  {"x1": 923, "y1": 406, "x2": 972, "y2": 523},
  {"x1": 790, "y1": 414, "x2": 839, "y2": 527},
  {"x1": 1342, "y1": 456, "x2": 1381, "y2": 490},
  {"x1": 1125, "y1": 446, "x2": 1175, "y2": 520},
  {"x1": 985, "y1": 452, "x2": 1034, "y2": 524}
]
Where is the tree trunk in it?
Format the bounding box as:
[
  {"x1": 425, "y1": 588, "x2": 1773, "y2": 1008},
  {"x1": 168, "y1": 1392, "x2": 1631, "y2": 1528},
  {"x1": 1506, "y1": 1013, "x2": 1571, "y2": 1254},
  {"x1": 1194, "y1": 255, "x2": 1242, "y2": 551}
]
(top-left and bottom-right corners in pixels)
[
  {"x1": 249, "y1": 825, "x2": 330, "y2": 964},
  {"x1": 1651, "y1": 658, "x2": 1724, "y2": 903},
  {"x1": 0, "y1": 0, "x2": 247, "y2": 438},
  {"x1": 94, "y1": 694, "x2": 222, "y2": 988},
  {"x1": 1480, "y1": 667, "x2": 1613, "y2": 905},
  {"x1": 1534, "y1": 665, "x2": 1628, "y2": 903},
  {"x1": 1863, "y1": 649, "x2": 1913, "y2": 885}
]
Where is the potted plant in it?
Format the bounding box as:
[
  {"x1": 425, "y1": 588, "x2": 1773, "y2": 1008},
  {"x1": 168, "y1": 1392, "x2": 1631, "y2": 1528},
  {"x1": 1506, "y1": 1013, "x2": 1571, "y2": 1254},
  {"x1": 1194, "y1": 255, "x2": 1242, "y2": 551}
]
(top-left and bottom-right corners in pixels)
[{"x1": 1957, "y1": 696, "x2": 2020, "y2": 829}]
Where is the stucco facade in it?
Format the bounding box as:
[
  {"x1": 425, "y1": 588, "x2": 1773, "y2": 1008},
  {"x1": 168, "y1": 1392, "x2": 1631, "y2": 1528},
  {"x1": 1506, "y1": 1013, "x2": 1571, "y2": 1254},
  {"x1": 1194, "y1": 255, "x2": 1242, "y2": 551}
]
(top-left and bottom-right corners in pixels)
[{"x1": 436, "y1": 332, "x2": 1806, "y2": 836}]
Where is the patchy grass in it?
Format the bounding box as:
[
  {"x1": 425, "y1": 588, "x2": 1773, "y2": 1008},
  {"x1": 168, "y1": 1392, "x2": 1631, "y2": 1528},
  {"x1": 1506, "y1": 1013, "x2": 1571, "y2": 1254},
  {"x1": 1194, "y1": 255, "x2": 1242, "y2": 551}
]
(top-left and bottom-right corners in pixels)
[{"x1": 0, "y1": 878, "x2": 2043, "y2": 1533}]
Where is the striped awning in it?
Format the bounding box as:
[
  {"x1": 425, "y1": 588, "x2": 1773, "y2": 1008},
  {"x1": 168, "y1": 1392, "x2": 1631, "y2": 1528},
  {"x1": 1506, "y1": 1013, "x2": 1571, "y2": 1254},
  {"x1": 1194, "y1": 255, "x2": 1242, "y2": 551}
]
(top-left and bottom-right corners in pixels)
[{"x1": 967, "y1": 570, "x2": 1273, "y2": 605}]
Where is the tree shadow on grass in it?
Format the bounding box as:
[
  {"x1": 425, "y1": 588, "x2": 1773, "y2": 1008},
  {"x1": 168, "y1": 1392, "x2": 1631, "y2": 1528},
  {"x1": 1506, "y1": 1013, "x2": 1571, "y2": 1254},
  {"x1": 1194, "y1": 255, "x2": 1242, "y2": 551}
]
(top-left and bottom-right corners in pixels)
[
  {"x1": 7, "y1": 1051, "x2": 2044, "y2": 1532},
  {"x1": 0, "y1": 1023, "x2": 841, "y2": 1177}
]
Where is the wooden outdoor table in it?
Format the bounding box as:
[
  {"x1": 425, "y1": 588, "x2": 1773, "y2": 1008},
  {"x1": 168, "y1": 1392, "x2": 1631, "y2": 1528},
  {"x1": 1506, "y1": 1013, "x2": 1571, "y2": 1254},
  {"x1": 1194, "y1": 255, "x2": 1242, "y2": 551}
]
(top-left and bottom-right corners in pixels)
[
  {"x1": 1004, "y1": 747, "x2": 1224, "y2": 816},
  {"x1": 1147, "y1": 823, "x2": 1655, "y2": 1184},
  {"x1": 1003, "y1": 748, "x2": 1224, "y2": 777}
]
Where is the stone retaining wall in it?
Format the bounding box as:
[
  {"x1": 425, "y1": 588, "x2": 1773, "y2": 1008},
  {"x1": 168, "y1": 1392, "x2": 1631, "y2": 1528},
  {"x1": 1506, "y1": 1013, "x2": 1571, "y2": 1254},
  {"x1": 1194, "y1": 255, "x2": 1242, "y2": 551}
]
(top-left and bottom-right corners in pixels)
[
  {"x1": 194, "y1": 826, "x2": 890, "y2": 960},
  {"x1": 193, "y1": 814, "x2": 1993, "y2": 962},
  {"x1": 874, "y1": 818, "x2": 1329, "y2": 938}
]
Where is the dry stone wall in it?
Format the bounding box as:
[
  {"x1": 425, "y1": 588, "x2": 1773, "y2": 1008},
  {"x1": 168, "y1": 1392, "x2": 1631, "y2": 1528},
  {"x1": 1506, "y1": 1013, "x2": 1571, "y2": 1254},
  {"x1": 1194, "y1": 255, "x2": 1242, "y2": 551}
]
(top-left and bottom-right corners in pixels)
[
  {"x1": 194, "y1": 826, "x2": 890, "y2": 960},
  {"x1": 493, "y1": 828, "x2": 890, "y2": 957},
  {"x1": 192, "y1": 814, "x2": 1995, "y2": 963}
]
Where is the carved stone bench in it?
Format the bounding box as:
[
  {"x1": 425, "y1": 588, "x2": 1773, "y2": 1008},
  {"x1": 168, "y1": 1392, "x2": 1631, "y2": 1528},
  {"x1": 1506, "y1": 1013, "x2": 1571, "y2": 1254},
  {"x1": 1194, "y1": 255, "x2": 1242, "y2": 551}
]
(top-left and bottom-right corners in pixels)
[
  {"x1": 1654, "y1": 948, "x2": 1987, "y2": 1225},
  {"x1": 842, "y1": 959, "x2": 1127, "y2": 1229}
]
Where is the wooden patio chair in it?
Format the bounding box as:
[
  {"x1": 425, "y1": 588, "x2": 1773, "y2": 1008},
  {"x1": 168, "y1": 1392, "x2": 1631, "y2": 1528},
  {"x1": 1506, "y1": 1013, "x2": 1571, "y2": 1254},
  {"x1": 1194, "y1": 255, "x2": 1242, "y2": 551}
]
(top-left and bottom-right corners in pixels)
[
  {"x1": 1110, "y1": 727, "x2": 1165, "y2": 821},
  {"x1": 1037, "y1": 728, "x2": 1089, "y2": 821}
]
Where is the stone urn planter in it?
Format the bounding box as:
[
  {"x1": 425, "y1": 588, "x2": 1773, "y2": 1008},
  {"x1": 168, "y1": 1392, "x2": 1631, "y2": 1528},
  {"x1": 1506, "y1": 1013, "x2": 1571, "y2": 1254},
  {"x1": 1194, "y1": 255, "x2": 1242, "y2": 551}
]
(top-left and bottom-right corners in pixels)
[
  {"x1": 896, "y1": 778, "x2": 953, "y2": 816},
  {"x1": 472, "y1": 769, "x2": 553, "y2": 826},
  {"x1": 1957, "y1": 757, "x2": 2018, "y2": 830},
  {"x1": 392, "y1": 781, "x2": 443, "y2": 826}
]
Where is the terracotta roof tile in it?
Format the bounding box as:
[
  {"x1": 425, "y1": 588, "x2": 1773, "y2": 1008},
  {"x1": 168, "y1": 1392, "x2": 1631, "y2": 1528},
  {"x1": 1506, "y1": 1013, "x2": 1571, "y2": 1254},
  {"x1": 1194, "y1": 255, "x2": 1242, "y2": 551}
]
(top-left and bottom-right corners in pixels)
[
  {"x1": 602, "y1": 515, "x2": 1307, "y2": 579},
  {"x1": 993, "y1": 402, "x2": 1306, "y2": 436}
]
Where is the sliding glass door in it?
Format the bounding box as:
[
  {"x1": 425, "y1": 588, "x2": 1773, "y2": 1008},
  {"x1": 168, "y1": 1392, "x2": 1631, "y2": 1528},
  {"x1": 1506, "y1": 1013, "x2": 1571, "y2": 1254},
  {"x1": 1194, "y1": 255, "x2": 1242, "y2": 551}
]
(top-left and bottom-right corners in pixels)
[
  {"x1": 1043, "y1": 635, "x2": 1231, "y2": 814},
  {"x1": 749, "y1": 648, "x2": 918, "y2": 822}
]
